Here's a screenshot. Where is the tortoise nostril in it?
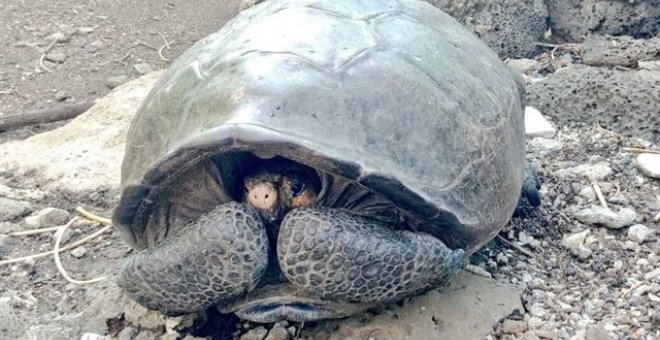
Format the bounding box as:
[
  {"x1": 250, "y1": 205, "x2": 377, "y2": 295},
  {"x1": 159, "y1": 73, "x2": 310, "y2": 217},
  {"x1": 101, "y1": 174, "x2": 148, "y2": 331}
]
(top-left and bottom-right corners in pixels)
[{"x1": 265, "y1": 194, "x2": 269, "y2": 199}]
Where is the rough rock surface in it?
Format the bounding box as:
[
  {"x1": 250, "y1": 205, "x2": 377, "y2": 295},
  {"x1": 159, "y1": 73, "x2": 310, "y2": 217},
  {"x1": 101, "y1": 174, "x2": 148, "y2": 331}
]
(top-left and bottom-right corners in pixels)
[
  {"x1": 546, "y1": 0, "x2": 660, "y2": 42},
  {"x1": 528, "y1": 65, "x2": 660, "y2": 142},
  {"x1": 583, "y1": 35, "x2": 660, "y2": 68},
  {"x1": 427, "y1": 0, "x2": 548, "y2": 58}
]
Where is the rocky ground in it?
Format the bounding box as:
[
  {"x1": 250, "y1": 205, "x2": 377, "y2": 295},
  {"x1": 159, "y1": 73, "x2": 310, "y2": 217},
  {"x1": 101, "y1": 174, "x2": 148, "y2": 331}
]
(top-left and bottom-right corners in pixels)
[{"x1": 1, "y1": 0, "x2": 659, "y2": 340}]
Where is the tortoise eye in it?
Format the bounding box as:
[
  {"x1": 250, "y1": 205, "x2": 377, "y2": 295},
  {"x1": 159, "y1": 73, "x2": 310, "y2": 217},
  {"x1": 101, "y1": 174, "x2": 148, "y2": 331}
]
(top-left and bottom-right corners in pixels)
[{"x1": 290, "y1": 181, "x2": 305, "y2": 197}]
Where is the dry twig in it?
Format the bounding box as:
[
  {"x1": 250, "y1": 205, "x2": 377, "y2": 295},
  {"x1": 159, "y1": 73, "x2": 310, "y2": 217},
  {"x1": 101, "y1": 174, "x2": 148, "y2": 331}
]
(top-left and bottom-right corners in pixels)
[
  {"x1": 53, "y1": 217, "x2": 108, "y2": 284},
  {"x1": 622, "y1": 147, "x2": 660, "y2": 155},
  {"x1": 37, "y1": 40, "x2": 58, "y2": 73},
  {"x1": 0, "y1": 207, "x2": 113, "y2": 265},
  {"x1": 592, "y1": 182, "x2": 608, "y2": 209},
  {"x1": 75, "y1": 206, "x2": 112, "y2": 225},
  {"x1": 0, "y1": 224, "x2": 112, "y2": 265},
  {"x1": 497, "y1": 235, "x2": 534, "y2": 257}
]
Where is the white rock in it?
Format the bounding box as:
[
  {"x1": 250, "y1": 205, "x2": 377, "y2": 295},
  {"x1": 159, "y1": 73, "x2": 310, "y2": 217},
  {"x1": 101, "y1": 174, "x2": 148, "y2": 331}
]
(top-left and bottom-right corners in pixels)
[
  {"x1": 555, "y1": 162, "x2": 612, "y2": 181},
  {"x1": 562, "y1": 230, "x2": 592, "y2": 259},
  {"x1": 628, "y1": 224, "x2": 651, "y2": 244},
  {"x1": 572, "y1": 206, "x2": 636, "y2": 229},
  {"x1": 578, "y1": 186, "x2": 596, "y2": 200},
  {"x1": 71, "y1": 246, "x2": 87, "y2": 258},
  {"x1": 639, "y1": 60, "x2": 660, "y2": 71},
  {"x1": 529, "y1": 137, "x2": 562, "y2": 152},
  {"x1": 23, "y1": 207, "x2": 70, "y2": 229},
  {"x1": 506, "y1": 58, "x2": 540, "y2": 74},
  {"x1": 80, "y1": 333, "x2": 105, "y2": 340},
  {"x1": 636, "y1": 153, "x2": 660, "y2": 179},
  {"x1": 524, "y1": 106, "x2": 556, "y2": 138},
  {"x1": 133, "y1": 62, "x2": 155, "y2": 75}
]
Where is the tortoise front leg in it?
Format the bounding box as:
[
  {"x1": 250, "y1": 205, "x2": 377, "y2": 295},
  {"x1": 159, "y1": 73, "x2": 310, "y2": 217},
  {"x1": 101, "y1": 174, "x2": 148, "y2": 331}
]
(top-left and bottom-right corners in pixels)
[
  {"x1": 119, "y1": 202, "x2": 269, "y2": 316},
  {"x1": 277, "y1": 208, "x2": 464, "y2": 304}
]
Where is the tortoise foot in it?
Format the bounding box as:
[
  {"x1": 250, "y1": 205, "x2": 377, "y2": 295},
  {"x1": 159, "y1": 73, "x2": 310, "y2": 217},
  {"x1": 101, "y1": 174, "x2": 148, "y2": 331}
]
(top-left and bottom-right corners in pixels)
[
  {"x1": 277, "y1": 208, "x2": 464, "y2": 305},
  {"x1": 118, "y1": 202, "x2": 268, "y2": 315}
]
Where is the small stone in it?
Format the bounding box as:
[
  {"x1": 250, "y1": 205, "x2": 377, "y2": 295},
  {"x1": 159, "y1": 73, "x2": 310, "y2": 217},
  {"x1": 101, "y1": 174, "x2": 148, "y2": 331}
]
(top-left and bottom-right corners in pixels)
[
  {"x1": 118, "y1": 326, "x2": 138, "y2": 340},
  {"x1": 54, "y1": 90, "x2": 67, "y2": 101},
  {"x1": 628, "y1": 224, "x2": 651, "y2": 244},
  {"x1": 524, "y1": 106, "x2": 555, "y2": 138},
  {"x1": 106, "y1": 75, "x2": 129, "y2": 89},
  {"x1": 286, "y1": 326, "x2": 296, "y2": 337},
  {"x1": 518, "y1": 231, "x2": 534, "y2": 246},
  {"x1": 636, "y1": 153, "x2": 660, "y2": 179},
  {"x1": 45, "y1": 52, "x2": 66, "y2": 63},
  {"x1": 0, "y1": 197, "x2": 32, "y2": 222},
  {"x1": 265, "y1": 324, "x2": 290, "y2": 340},
  {"x1": 506, "y1": 58, "x2": 540, "y2": 74},
  {"x1": 555, "y1": 162, "x2": 612, "y2": 181},
  {"x1": 51, "y1": 228, "x2": 72, "y2": 244},
  {"x1": 24, "y1": 208, "x2": 70, "y2": 229},
  {"x1": 80, "y1": 333, "x2": 105, "y2": 340},
  {"x1": 534, "y1": 330, "x2": 556, "y2": 339},
  {"x1": 78, "y1": 26, "x2": 95, "y2": 34},
  {"x1": 0, "y1": 234, "x2": 18, "y2": 257},
  {"x1": 49, "y1": 31, "x2": 69, "y2": 43},
  {"x1": 584, "y1": 324, "x2": 611, "y2": 340},
  {"x1": 578, "y1": 186, "x2": 595, "y2": 200},
  {"x1": 502, "y1": 319, "x2": 528, "y2": 334},
  {"x1": 562, "y1": 230, "x2": 592, "y2": 259},
  {"x1": 529, "y1": 137, "x2": 562, "y2": 152},
  {"x1": 133, "y1": 63, "x2": 154, "y2": 75},
  {"x1": 71, "y1": 246, "x2": 87, "y2": 258},
  {"x1": 240, "y1": 326, "x2": 268, "y2": 340},
  {"x1": 88, "y1": 40, "x2": 104, "y2": 51},
  {"x1": 572, "y1": 206, "x2": 636, "y2": 229},
  {"x1": 639, "y1": 60, "x2": 660, "y2": 71},
  {"x1": 606, "y1": 193, "x2": 627, "y2": 205}
]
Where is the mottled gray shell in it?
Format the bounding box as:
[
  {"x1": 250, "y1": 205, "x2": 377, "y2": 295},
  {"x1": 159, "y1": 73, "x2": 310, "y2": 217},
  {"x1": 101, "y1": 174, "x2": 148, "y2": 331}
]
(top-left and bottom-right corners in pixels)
[{"x1": 114, "y1": 0, "x2": 525, "y2": 253}]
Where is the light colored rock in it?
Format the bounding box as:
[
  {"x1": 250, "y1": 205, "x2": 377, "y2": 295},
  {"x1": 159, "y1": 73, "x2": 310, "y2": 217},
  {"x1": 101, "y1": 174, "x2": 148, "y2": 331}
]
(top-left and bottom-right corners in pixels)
[
  {"x1": 133, "y1": 63, "x2": 154, "y2": 75},
  {"x1": 639, "y1": 60, "x2": 660, "y2": 72},
  {"x1": 45, "y1": 52, "x2": 66, "y2": 63},
  {"x1": 23, "y1": 207, "x2": 70, "y2": 229},
  {"x1": 628, "y1": 224, "x2": 651, "y2": 244},
  {"x1": 562, "y1": 230, "x2": 592, "y2": 259},
  {"x1": 265, "y1": 324, "x2": 290, "y2": 340},
  {"x1": 524, "y1": 106, "x2": 556, "y2": 138},
  {"x1": 80, "y1": 333, "x2": 105, "y2": 340},
  {"x1": 0, "y1": 197, "x2": 32, "y2": 222},
  {"x1": 55, "y1": 90, "x2": 68, "y2": 101},
  {"x1": 240, "y1": 326, "x2": 268, "y2": 340},
  {"x1": 106, "y1": 75, "x2": 129, "y2": 89},
  {"x1": 310, "y1": 270, "x2": 523, "y2": 340},
  {"x1": 78, "y1": 26, "x2": 95, "y2": 34},
  {"x1": 507, "y1": 58, "x2": 540, "y2": 74},
  {"x1": 572, "y1": 206, "x2": 636, "y2": 229},
  {"x1": 502, "y1": 319, "x2": 528, "y2": 334},
  {"x1": 117, "y1": 326, "x2": 138, "y2": 340},
  {"x1": 529, "y1": 137, "x2": 562, "y2": 153},
  {"x1": 49, "y1": 31, "x2": 70, "y2": 43},
  {"x1": 555, "y1": 162, "x2": 612, "y2": 181},
  {"x1": 0, "y1": 72, "x2": 162, "y2": 196},
  {"x1": 636, "y1": 153, "x2": 660, "y2": 179},
  {"x1": 71, "y1": 246, "x2": 87, "y2": 258}
]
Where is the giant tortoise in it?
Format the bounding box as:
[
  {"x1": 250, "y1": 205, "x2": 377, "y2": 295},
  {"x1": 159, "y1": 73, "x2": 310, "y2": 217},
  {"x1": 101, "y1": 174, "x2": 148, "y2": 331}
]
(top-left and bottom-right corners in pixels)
[{"x1": 113, "y1": 0, "x2": 539, "y2": 323}]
